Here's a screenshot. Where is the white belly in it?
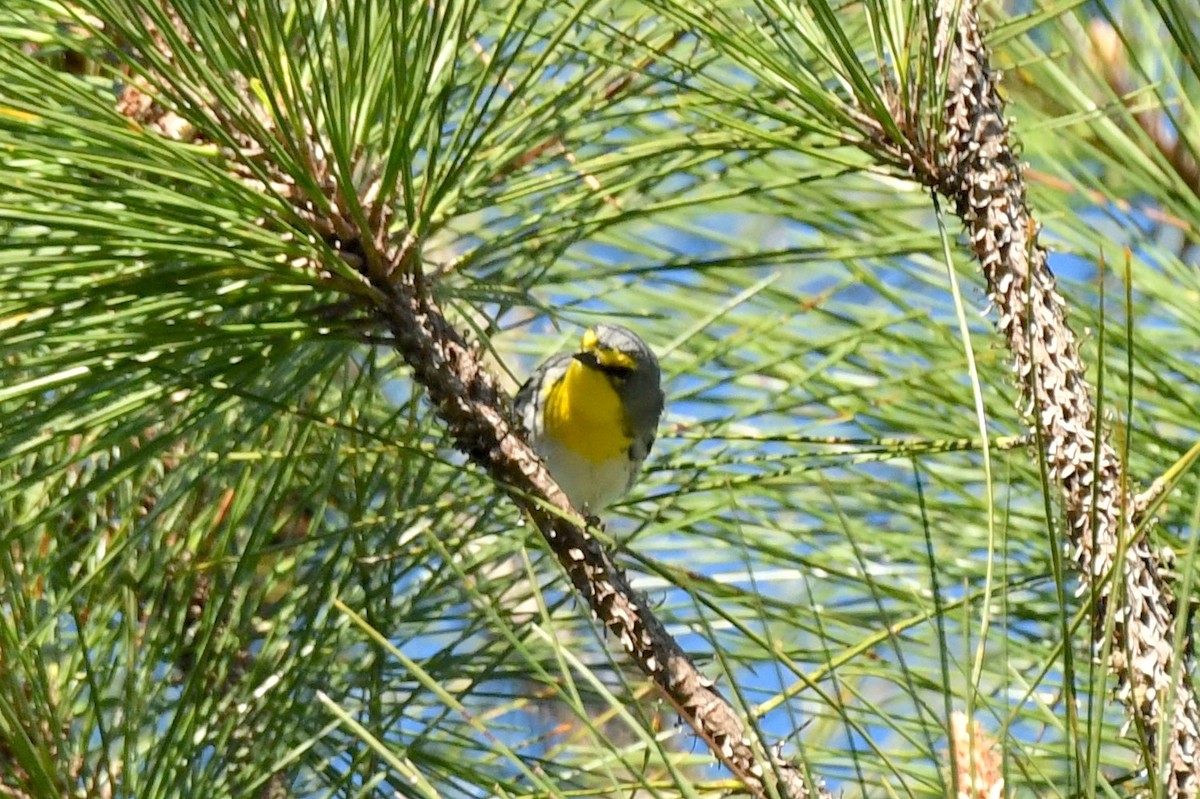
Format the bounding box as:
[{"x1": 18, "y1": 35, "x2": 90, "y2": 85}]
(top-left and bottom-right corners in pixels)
[{"x1": 536, "y1": 436, "x2": 635, "y2": 512}]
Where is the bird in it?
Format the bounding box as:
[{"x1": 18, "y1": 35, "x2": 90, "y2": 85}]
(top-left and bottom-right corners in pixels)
[{"x1": 515, "y1": 323, "x2": 664, "y2": 514}]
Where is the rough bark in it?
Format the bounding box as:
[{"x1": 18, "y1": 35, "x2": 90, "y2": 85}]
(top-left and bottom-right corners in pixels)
[
  {"x1": 107, "y1": 7, "x2": 824, "y2": 794},
  {"x1": 895, "y1": 2, "x2": 1200, "y2": 793},
  {"x1": 371, "y1": 275, "x2": 821, "y2": 799}
]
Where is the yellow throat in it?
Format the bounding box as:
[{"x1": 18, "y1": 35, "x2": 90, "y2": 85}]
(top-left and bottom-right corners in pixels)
[{"x1": 544, "y1": 359, "x2": 631, "y2": 463}]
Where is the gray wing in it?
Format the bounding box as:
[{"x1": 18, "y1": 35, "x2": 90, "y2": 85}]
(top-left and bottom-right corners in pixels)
[
  {"x1": 629, "y1": 427, "x2": 657, "y2": 463},
  {"x1": 515, "y1": 353, "x2": 572, "y2": 437},
  {"x1": 625, "y1": 385, "x2": 664, "y2": 490}
]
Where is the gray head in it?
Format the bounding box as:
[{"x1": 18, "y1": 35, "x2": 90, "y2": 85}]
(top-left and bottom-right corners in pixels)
[{"x1": 573, "y1": 323, "x2": 664, "y2": 438}]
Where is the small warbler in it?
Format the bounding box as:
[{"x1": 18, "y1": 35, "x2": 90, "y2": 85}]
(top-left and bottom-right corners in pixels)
[{"x1": 516, "y1": 324, "x2": 664, "y2": 513}]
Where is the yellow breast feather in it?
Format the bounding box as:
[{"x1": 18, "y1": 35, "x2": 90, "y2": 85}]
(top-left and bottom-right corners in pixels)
[{"x1": 544, "y1": 360, "x2": 631, "y2": 463}]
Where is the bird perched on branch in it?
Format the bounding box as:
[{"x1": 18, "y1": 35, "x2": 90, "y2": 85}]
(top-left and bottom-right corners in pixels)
[{"x1": 516, "y1": 324, "x2": 664, "y2": 514}]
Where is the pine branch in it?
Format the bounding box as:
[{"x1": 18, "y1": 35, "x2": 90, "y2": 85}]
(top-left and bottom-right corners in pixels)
[
  {"x1": 92, "y1": 11, "x2": 820, "y2": 794},
  {"x1": 91, "y1": 5, "x2": 830, "y2": 792},
  {"x1": 880, "y1": 0, "x2": 1200, "y2": 793},
  {"x1": 369, "y1": 270, "x2": 823, "y2": 799}
]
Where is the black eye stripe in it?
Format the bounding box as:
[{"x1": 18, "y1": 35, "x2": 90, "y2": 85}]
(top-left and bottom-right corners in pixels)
[{"x1": 574, "y1": 351, "x2": 634, "y2": 376}]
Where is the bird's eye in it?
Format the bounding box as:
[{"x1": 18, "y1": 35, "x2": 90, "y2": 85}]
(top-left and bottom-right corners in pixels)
[
  {"x1": 575, "y1": 349, "x2": 635, "y2": 378},
  {"x1": 598, "y1": 363, "x2": 634, "y2": 379}
]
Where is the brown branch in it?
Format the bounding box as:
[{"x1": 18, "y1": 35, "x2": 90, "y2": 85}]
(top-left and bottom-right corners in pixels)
[
  {"x1": 948, "y1": 711, "x2": 1003, "y2": 799},
  {"x1": 886, "y1": 1, "x2": 1200, "y2": 795},
  {"x1": 469, "y1": 37, "x2": 621, "y2": 209},
  {"x1": 369, "y1": 274, "x2": 821, "y2": 799},
  {"x1": 1087, "y1": 20, "x2": 1200, "y2": 200},
  {"x1": 477, "y1": 29, "x2": 687, "y2": 210},
  {"x1": 1024, "y1": 168, "x2": 1196, "y2": 236},
  {"x1": 107, "y1": 8, "x2": 818, "y2": 793}
]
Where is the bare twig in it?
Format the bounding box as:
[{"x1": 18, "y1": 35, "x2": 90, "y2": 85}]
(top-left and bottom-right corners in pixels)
[
  {"x1": 1087, "y1": 20, "x2": 1200, "y2": 199},
  {"x1": 475, "y1": 29, "x2": 687, "y2": 209},
  {"x1": 468, "y1": 37, "x2": 620, "y2": 209},
  {"x1": 1025, "y1": 167, "x2": 1196, "y2": 235}
]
